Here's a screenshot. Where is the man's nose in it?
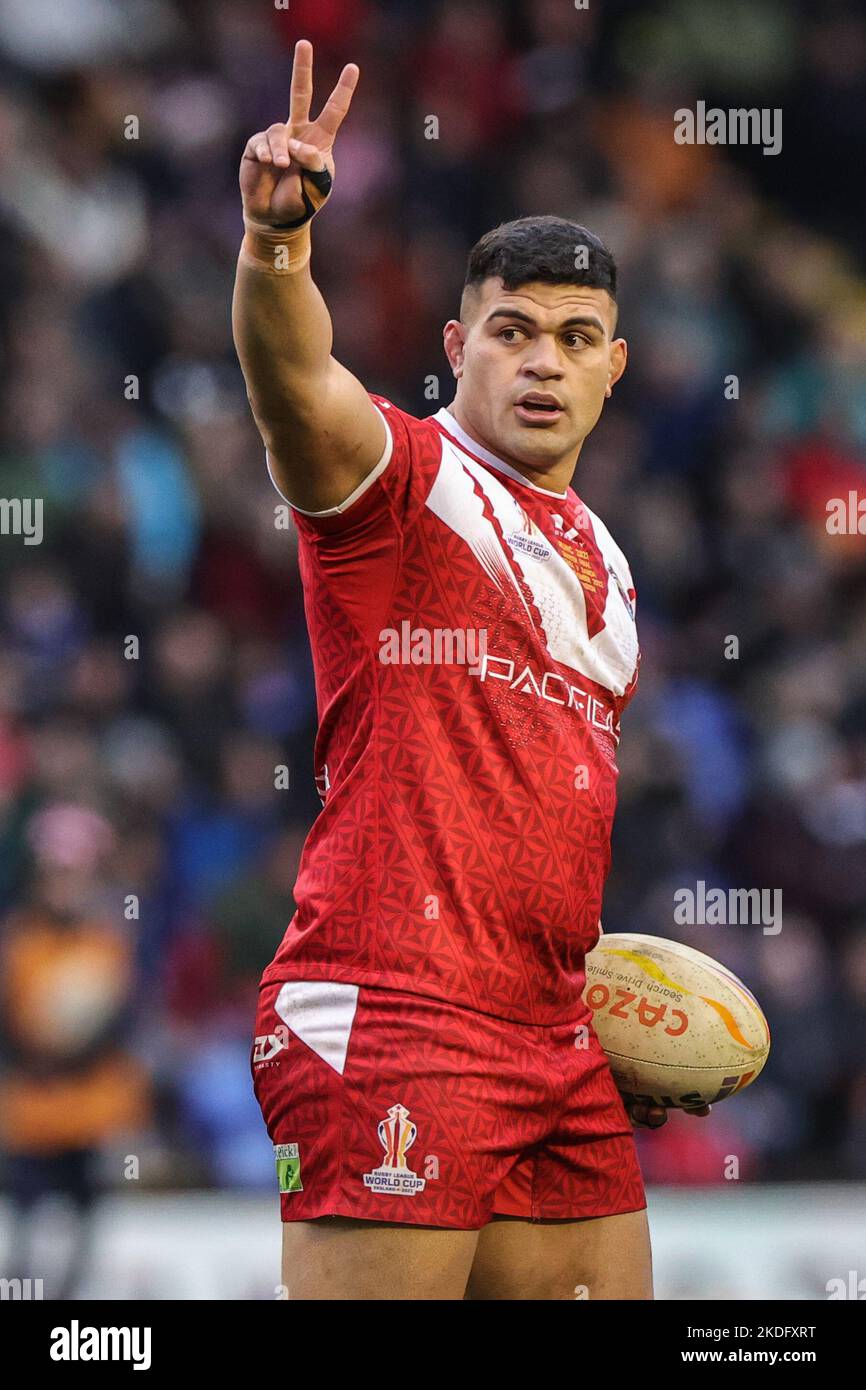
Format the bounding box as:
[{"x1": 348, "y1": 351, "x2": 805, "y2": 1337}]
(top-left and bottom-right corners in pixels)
[{"x1": 522, "y1": 339, "x2": 565, "y2": 378}]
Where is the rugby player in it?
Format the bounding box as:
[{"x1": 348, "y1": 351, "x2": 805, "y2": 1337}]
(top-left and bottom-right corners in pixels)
[{"x1": 234, "y1": 39, "x2": 709, "y2": 1301}]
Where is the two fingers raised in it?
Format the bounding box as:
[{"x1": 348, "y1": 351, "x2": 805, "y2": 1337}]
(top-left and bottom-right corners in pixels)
[
  {"x1": 242, "y1": 41, "x2": 359, "y2": 173},
  {"x1": 289, "y1": 37, "x2": 359, "y2": 136}
]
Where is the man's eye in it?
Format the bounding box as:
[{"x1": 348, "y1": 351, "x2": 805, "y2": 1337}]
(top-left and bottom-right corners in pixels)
[
  {"x1": 499, "y1": 328, "x2": 526, "y2": 343},
  {"x1": 564, "y1": 333, "x2": 589, "y2": 348}
]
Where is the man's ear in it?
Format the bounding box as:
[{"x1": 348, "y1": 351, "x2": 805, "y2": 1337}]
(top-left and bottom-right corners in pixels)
[
  {"x1": 443, "y1": 320, "x2": 467, "y2": 379},
  {"x1": 605, "y1": 337, "x2": 627, "y2": 398}
]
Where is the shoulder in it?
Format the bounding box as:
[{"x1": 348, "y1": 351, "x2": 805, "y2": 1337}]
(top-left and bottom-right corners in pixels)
[
  {"x1": 369, "y1": 394, "x2": 443, "y2": 445},
  {"x1": 368, "y1": 394, "x2": 448, "y2": 488},
  {"x1": 288, "y1": 396, "x2": 445, "y2": 537}
]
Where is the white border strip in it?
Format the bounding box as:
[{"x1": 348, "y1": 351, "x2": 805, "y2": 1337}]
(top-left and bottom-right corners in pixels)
[{"x1": 266, "y1": 402, "x2": 393, "y2": 515}]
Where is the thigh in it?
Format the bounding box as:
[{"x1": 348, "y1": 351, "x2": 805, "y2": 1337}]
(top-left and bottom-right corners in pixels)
[
  {"x1": 282, "y1": 1217, "x2": 478, "y2": 1300},
  {"x1": 467, "y1": 1208, "x2": 653, "y2": 1300}
]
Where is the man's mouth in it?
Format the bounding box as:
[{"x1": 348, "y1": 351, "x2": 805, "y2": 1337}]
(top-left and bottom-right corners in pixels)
[{"x1": 514, "y1": 394, "x2": 565, "y2": 426}]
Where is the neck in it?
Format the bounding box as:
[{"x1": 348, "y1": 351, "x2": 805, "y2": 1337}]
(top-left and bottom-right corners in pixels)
[{"x1": 446, "y1": 401, "x2": 579, "y2": 494}]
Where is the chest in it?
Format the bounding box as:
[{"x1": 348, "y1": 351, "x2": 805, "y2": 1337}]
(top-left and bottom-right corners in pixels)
[{"x1": 421, "y1": 442, "x2": 639, "y2": 698}]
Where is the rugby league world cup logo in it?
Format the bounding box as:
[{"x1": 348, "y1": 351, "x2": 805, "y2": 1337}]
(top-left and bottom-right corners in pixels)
[{"x1": 363, "y1": 1103, "x2": 427, "y2": 1196}]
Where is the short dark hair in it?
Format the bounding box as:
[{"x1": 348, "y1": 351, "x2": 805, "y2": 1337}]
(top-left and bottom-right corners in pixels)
[{"x1": 463, "y1": 215, "x2": 617, "y2": 303}]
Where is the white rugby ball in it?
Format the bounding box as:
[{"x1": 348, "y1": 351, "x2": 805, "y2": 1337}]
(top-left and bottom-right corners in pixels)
[{"x1": 584, "y1": 933, "x2": 770, "y2": 1111}]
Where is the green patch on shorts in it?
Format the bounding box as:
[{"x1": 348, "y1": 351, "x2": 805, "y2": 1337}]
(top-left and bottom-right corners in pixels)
[{"x1": 274, "y1": 1143, "x2": 303, "y2": 1193}]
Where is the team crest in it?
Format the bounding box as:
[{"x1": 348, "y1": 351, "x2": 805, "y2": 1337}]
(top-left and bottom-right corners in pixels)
[{"x1": 362, "y1": 1104, "x2": 426, "y2": 1196}]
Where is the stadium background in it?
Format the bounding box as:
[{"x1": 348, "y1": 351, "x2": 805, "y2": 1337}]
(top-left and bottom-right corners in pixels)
[{"x1": 0, "y1": 0, "x2": 865, "y2": 1298}]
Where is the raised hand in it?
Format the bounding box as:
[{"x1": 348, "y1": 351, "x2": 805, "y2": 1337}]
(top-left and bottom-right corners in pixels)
[{"x1": 240, "y1": 39, "x2": 359, "y2": 227}]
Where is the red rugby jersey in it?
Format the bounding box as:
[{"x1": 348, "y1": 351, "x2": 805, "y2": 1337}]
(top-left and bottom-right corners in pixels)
[{"x1": 261, "y1": 399, "x2": 640, "y2": 1024}]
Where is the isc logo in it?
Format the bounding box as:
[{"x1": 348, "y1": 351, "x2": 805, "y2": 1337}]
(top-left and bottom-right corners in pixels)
[{"x1": 253, "y1": 1027, "x2": 289, "y2": 1065}]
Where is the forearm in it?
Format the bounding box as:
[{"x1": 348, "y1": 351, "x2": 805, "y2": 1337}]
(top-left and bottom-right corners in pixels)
[{"x1": 232, "y1": 226, "x2": 334, "y2": 430}]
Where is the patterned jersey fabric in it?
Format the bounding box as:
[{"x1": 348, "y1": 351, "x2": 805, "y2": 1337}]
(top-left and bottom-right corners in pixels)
[{"x1": 262, "y1": 399, "x2": 640, "y2": 1025}]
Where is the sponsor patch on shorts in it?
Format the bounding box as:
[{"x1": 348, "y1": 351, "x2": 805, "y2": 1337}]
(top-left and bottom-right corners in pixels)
[{"x1": 275, "y1": 1142, "x2": 303, "y2": 1193}]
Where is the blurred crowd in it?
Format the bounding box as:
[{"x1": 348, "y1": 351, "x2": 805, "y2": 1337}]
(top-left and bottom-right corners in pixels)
[{"x1": 1, "y1": 0, "x2": 865, "y2": 1279}]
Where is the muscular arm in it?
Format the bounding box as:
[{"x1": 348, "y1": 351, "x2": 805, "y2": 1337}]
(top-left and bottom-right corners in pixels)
[{"x1": 231, "y1": 40, "x2": 386, "y2": 513}]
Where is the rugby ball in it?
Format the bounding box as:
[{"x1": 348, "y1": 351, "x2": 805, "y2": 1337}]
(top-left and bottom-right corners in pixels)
[{"x1": 583, "y1": 933, "x2": 770, "y2": 1111}]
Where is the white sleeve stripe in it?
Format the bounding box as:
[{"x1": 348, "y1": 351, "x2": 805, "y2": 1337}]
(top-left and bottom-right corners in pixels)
[{"x1": 265, "y1": 403, "x2": 394, "y2": 515}]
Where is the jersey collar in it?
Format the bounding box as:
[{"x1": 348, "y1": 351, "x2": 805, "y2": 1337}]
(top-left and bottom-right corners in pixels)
[{"x1": 431, "y1": 407, "x2": 570, "y2": 501}]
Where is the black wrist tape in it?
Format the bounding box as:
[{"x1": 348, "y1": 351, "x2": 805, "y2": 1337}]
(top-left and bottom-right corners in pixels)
[{"x1": 272, "y1": 166, "x2": 333, "y2": 229}]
